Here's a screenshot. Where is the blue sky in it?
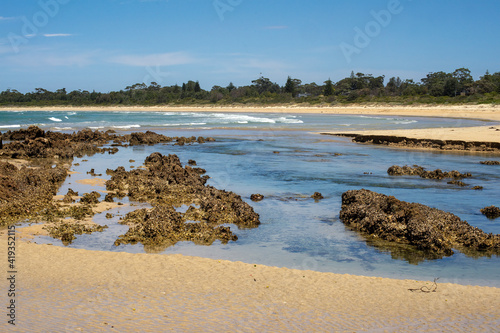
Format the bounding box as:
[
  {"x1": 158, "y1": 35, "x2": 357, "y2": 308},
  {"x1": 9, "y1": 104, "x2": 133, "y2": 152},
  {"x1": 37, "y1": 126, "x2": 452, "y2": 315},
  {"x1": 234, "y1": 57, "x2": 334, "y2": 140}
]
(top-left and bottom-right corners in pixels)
[{"x1": 1, "y1": 0, "x2": 499, "y2": 93}]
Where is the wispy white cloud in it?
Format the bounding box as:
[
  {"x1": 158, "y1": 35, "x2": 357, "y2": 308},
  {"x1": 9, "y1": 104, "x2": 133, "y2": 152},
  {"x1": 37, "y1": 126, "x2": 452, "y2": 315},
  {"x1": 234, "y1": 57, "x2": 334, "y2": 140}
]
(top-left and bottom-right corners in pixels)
[
  {"x1": 109, "y1": 52, "x2": 195, "y2": 67},
  {"x1": 0, "y1": 16, "x2": 17, "y2": 21},
  {"x1": 43, "y1": 33, "x2": 73, "y2": 37}
]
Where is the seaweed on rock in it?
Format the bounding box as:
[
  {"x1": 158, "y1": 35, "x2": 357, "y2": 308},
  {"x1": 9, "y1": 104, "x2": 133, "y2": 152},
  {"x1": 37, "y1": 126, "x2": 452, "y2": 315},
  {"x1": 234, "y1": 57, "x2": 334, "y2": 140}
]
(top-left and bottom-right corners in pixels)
[
  {"x1": 108, "y1": 152, "x2": 260, "y2": 248},
  {"x1": 339, "y1": 189, "x2": 500, "y2": 261},
  {"x1": 387, "y1": 165, "x2": 472, "y2": 180}
]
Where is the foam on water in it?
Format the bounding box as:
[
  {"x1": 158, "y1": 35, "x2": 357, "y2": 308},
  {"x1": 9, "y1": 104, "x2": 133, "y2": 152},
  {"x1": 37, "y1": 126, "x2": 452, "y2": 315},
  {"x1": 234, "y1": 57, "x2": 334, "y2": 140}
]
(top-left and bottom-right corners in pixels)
[
  {"x1": 112, "y1": 124, "x2": 141, "y2": 129},
  {"x1": 49, "y1": 117, "x2": 62, "y2": 122}
]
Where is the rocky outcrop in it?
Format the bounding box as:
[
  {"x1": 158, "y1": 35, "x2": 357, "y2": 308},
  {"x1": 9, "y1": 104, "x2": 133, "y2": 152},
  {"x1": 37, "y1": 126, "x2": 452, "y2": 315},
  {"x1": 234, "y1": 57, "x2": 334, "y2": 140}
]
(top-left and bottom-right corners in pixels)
[
  {"x1": 311, "y1": 192, "x2": 324, "y2": 200},
  {"x1": 325, "y1": 133, "x2": 500, "y2": 153},
  {"x1": 45, "y1": 222, "x2": 108, "y2": 245},
  {"x1": 0, "y1": 126, "x2": 215, "y2": 159},
  {"x1": 1, "y1": 126, "x2": 120, "y2": 159},
  {"x1": 107, "y1": 152, "x2": 260, "y2": 248},
  {"x1": 481, "y1": 206, "x2": 500, "y2": 219},
  {"x1": 480, "y1": 160, "x2": 500, "y2": 165},
  {"x1": 339, "y1": 189, "x2": 500, "y2": 259},
  {"x1": 114, "y1": 205, "x2": 237, "y2": 247},
  {"x1": 387, "y1": 165, "x2": 471, "y2": 179},
  {"x1": 0, "y1": 161, "x2": 67, "y2": 225},
  {"x1": 250, "y1": 194, "x2": 264, "y2": 202},
  {"x1": 128, "y1": 131, "x2": 173, "y2": 145}
]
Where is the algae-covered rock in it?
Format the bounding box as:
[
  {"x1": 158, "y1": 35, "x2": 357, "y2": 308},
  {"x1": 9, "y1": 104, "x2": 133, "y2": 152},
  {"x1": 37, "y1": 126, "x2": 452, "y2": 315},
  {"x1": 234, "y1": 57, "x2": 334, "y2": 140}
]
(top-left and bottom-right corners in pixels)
[
  {"x1": 109, "y1": 152, "x2": 260, "y2": 247},
  {"x1": 45, "y1": 222, "x2": 108, "y2": 245},
  {"x1": 339, "y1": 189, "x2": 500, "y2": 259},
  {"x1": 481, "y1": 206, "x2": 500, "y2": 219},
  {"x1": 0, "y1": 161, "x2": 67, "y2": 225},
  {"x1": 80, "y1": 191, "x2": 101, "y2": 205},
  {"x1": 250, "y1": 194, "x2": 264, "y2": 202},
  {"x1": 115, "y1": 204, "x2": 238, "y2": 247},
  {"x1": 387, "y1": 165, "x2": 471, "y2": 180}
]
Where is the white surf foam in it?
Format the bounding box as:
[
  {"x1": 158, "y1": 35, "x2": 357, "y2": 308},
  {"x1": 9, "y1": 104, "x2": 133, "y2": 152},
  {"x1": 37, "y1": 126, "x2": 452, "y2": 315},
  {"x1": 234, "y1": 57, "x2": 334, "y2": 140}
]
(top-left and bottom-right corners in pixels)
[{"x1": 112, "y1": 124, "x2": 141, "y2": 129}]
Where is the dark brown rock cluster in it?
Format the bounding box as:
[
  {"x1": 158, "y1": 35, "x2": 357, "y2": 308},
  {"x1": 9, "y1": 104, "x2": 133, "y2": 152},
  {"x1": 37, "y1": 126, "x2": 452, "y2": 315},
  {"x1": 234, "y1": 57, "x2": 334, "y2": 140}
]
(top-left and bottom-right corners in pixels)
[
  {"x1": 0, "y1": 160, "x2": 67, "y2": 225},
  {"x1": 481, "y1": 206, "x2": 500, "y2": 219},
  {"x1": 250, "y1": 194, "x2": 264, "y2": 202},
  {"x1": 327, "y1": 133, "x2": 500, "y2": 152},
  {"x1": 0, "y1": 126, "x2": 120, "y2": 159},
  {"x1": 45, "y1": 222, "x2": 108, "y2": 245},
  {"x1": 311, "y1": 192, "x2": 324, "y2": 200},
  {"x1": 0, "y1": 126, "x2": 216, "y2": 159},
  {"x1": 480, "y1": 160, "x2": 500, "y2": 165},
  {"x1": 114, "y1": 205, "x2": 237, "y2": 247},
  {"x1": 387, "y1": 165, "x2": 472, "y2": 179},
  {"x1": 339, "y1": 189, "x2": 500, "y2": 259},
  {"x1": 108, "y1": 152, "x2": 260, "y2": 248}
]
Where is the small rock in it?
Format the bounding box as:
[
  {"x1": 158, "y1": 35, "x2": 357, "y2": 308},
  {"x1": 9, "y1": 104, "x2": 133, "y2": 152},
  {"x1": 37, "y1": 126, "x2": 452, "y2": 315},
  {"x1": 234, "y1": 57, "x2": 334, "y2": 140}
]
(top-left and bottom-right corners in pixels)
[
  {"x1": 311, "y1": 192, "x2": 324, "y2": 200},
  {"x1": 481, "y1": 206, "x2": 500, "y2": 219},
  {"x1": 250, "y1": 194, "x2": 264, "y2": 202}
]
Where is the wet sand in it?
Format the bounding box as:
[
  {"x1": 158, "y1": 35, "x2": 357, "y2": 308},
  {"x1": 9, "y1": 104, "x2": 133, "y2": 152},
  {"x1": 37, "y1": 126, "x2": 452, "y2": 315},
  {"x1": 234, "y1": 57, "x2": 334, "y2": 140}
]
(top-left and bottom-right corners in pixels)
[{"x1": 1, "y1": 235, "x2": 499, "y2": 332}]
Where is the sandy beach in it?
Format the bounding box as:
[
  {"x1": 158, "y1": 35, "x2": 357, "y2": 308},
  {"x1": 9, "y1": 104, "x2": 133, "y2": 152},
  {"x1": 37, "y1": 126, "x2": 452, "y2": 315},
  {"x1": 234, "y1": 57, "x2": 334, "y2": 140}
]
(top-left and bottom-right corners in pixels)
[
  {"x1": 2, "y1": 104, "x2": 500, "y2": 331},
  {"x1": 1, "y1": 235, "x2": 499, "y2": 332}
]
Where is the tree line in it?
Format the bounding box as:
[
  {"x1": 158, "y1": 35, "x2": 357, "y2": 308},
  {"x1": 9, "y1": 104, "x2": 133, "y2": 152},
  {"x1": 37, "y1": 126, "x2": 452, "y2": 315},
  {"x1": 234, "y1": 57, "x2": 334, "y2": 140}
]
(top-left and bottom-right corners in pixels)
[{"x1": 1, "y1": 68, "x2": 499, "y2": 106}]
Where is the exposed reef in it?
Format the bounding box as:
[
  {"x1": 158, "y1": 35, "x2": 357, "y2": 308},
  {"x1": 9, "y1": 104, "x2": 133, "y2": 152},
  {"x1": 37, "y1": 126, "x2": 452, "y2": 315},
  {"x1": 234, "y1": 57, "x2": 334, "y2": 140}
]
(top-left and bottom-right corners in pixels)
[
  {"x1": 481, "y1": 206, "x2": 500, "y2": 219},
  {"x1": 0, "y1": 126, "x2": 216, "y2": 159},
  {"x1": 0, "y1": 160, "x2": 67, "y2": 225},
  {"x1": 324, "y1": 133, "x2": 500, "y2": 153},
  {"x1": 115, "y1": 205, "x2": 237, "y2": 248},
  {"x1": 45, "y1": 222, "x2": 108, "y2": 245},
  {"x1": 108, "y1": 152, "x2": 260, "y2": 248},
  {"x1": 387, "y1": 165, "x2": 472, "y2": 180},
  {"x1": 0, "y1": 126, "x2": 220, "y2": 247},
  {"x1": 339, "y1": 189, "x2": 500, "y2": 261}
]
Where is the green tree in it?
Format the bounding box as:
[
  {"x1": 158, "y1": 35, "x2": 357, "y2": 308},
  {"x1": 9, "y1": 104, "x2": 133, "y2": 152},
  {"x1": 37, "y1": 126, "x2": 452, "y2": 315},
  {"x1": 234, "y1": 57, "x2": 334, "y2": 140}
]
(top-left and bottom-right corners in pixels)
[
  {"x1": 452, "y1": 68, "x2": 473, "y2": 95},
  {"x1": 194, "y1": 81, "x2": 201, "y2": 93},
  {"x1": 323, "y1": 79, "x2": 335, "y2": 96},
  {"x1": 251, "y1": 76, "x2": 280, "y2": 94},
  {"x1": 422, "y1": 71, "x2": 452, "y2": 96},
  {"x1": 226, "y1": 82, "x2": 235, "y2": 92},
  {"x1": 386, "y1": 77, "x2": 402, "y2": 94},
  {"x1": 284, "y1": 76, "x2": 301, "y2": 97}
]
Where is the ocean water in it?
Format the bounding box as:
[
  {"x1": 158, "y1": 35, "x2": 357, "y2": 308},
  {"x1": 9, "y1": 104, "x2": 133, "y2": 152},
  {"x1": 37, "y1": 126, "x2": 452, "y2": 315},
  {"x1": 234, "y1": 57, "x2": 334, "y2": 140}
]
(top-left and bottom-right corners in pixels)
[{"x1": 2, "y1": 110, "x2": 500, "y2": 287}]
